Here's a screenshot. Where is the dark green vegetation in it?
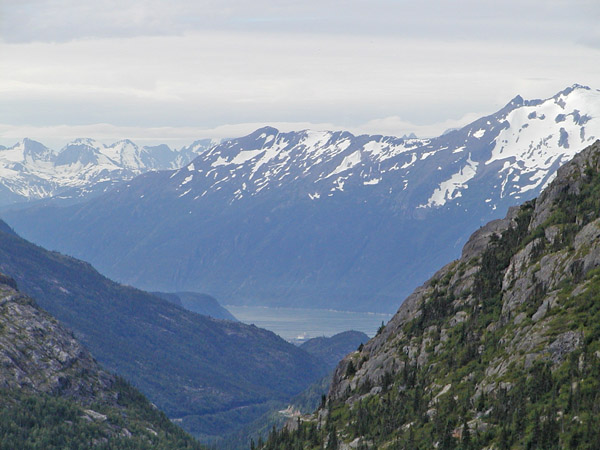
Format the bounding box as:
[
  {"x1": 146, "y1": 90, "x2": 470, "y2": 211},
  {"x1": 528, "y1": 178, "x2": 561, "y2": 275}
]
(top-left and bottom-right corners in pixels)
[
  {"x1": 300, "y1": 331, "x2": 369, "y2": 371},
  {"x1": 261, "y1": 141, "x2": 600, "y2": 449},
  {"x1": 152, "y1": 291, "x2": 237, "y2": 321},
  {"x1": 0, "y1": 222, "x2": 327, "y2": 443},
  {"x1": 0, "y1": 381, "x2": 203, "y2": 450},
  {"x1": 215, "y1": 331, "x2": 369, "y2": 448}
]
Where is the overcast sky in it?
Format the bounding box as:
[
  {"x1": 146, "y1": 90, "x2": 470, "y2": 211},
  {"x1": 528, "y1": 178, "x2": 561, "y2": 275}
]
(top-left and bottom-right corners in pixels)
[{"x1": 1, "y1": 0, "x2": 599, "y2": 149}]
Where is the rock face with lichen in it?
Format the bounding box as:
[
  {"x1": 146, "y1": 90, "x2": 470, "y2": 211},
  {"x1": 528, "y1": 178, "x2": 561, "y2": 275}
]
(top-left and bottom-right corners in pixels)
[
  {"x1": 262, "y1": 141, "x2": 600, "y2": 448},
  {"x1": 0, "y1": 280, "x2": 115, "y2": 402},
  {"x1": 0, "y1": 275, "x2": 202, "y2": 449}
]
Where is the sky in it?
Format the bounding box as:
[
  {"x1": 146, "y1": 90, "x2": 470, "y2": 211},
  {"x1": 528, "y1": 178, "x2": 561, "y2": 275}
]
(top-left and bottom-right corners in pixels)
[{"x1": 1, "y1": 0, "x2": 599, "y2": 149}]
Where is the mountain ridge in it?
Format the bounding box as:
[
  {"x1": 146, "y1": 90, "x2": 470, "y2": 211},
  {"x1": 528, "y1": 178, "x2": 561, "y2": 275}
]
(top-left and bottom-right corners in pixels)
[
  {"x1": 5, "y1": 85, "x2": 599, "y2": 313},
  {"x1": 0, "y1": 137, "x2": 212, "y2": 206},
  {"x1": 262, "y1": 139, "x2": 600, "y2": 449}
]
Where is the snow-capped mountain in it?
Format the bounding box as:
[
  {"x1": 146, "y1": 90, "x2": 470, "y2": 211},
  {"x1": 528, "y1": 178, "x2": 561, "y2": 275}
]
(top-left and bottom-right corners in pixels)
[
  {"x1": 4, "y1": 85, "x2": 600, "y2": 313},
  {"x1": 0, "y1": 137, "x2": 211, "y2": 205},
  {"x1": 163, "y1": 84, "x2": 598, "y2": 212}
]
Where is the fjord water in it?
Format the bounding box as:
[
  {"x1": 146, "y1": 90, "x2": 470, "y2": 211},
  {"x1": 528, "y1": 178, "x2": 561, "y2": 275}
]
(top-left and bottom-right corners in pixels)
[{"x1": 226, "y1": 305, "x2": 393, "y2": 342}]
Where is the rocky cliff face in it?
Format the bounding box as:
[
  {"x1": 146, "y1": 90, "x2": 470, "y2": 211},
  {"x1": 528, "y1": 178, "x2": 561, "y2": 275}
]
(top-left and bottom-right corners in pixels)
[
  {"x1": 263, "y1": 140, "x2": 600, "y2": 448},
  {"x1": 0, "y1": 275, "x2": 202, "y2": 449},
  {"x1": 0, "y1": 277, "x2": 114, "y2": 402}
]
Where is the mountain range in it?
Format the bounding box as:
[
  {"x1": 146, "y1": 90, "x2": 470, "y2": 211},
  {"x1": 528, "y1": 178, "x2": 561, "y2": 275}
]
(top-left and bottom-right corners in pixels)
[
  {"x1": 0, "y1": 137, "x2": 211, "y2": 206},
  {"x1": 4, "y1": 85, "x2": 599, "y2": 313}
]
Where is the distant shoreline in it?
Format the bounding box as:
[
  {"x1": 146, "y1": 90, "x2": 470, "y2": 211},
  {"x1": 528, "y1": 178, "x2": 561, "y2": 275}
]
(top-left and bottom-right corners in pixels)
[{"x1": 226, "y1": 305, "x2": 392, "y2": 342}]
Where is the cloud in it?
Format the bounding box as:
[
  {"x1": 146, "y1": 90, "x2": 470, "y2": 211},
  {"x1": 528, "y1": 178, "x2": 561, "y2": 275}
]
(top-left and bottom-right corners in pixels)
[
  {"x1": 2, "y1": 0, "x2": 599, "y2": 43},
  {"x1": 3, "y1": 32, "x2": 596, "y2": 124},
  {"x1": 0, "y1": 115, "x2": 460, "y2": 150},
  {"x1": 0, "y1": 108, "x2": 537, "y2": 150},
  {"x1": 355, "y1": 113, "x2": 485, "y2": 139},
  {"x1": 1, "y1": 1, "x2": 599, "y2": 147},
  {"x1": 0, "y1": 121, "x2": 339, "y2": 150}
]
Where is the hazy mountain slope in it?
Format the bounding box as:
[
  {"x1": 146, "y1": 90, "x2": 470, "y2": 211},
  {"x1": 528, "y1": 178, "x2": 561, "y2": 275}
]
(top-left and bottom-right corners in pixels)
[
  {"x1": 0, "y1": 274, "x2": 202, "y2": 449},
  {"x1": 0, "y1": 223, "x2": 327, "y2": 442},
  {"x1": 5, "y1": 85, "x2": 600, "y2": 313},
  {"x1": 219, "y1": 332, "x2": 369, "y2": 448},
  {"x1": 262, "y1": 140, "x2": 600, "y2": 449},
  {"x1": 153, "y1": 291, "x2": 237, "y2": 321},
  {"x1": 300, "y1": 331, "x2": 369, "y2": 371}
]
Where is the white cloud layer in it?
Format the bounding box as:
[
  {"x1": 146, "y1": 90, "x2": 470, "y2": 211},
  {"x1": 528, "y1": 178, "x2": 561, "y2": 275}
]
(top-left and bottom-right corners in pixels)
[
  {"x1": 1, "y1": 0, "x2": 599, "y2": 147},
  {"x1": 0, "y1": 111, "x2": 486, "y2": 150}
]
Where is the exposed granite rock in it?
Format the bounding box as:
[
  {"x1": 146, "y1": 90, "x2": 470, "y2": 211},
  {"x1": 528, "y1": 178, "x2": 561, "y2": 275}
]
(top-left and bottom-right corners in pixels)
[
  {"x1": 460, "y1": 207, "x2": 519, "y2": 261},
  {"x1": 0, "y1": 279, "x2": 116, "y2": 404},
  {"x1": 530, "y1": 140, "x2": 600, "y2": 229},
  {"x1": 546, "y1": 331, "x2": 583, "y2": 365}
]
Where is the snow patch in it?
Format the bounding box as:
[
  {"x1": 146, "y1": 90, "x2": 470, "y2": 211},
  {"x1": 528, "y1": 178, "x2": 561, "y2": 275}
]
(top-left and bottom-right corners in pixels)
[
  {"x1": 211, "y1": 156, "x2": 229, "y2": 167},
  {"x1": 363, "y1": 178, "x2": 381, "y2": 185},
  {"x1": 328, "y1": 150, "x2": 362, "y2": 178},
  {"x1": 332, "y1": 177, "x2": 346, "y2": 192},
  {"x1": 401, "y1": 154, "x2": 417, "y2": 169},
  {"x1": 231, "y1": 150, "x2": 262, "y2": 165},
  {"x1": 420, "y1": 154, "x2": 479, "y2": 208}
]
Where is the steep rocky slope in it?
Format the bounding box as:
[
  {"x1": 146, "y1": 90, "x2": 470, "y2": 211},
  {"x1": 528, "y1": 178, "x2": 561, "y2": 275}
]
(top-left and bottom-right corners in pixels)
[
  {"x1": 152, "y1": 291, "x2": 237, "y2": 321},
  {"x1": 5, "y1": 86, "x2": 600, "y2": 312},
  {"x1": 262, "y1": 140, "x2": 600, "y2": 448},
  {"x1": 0, "y1": 274, "x2": 201, "y2": 449}
]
